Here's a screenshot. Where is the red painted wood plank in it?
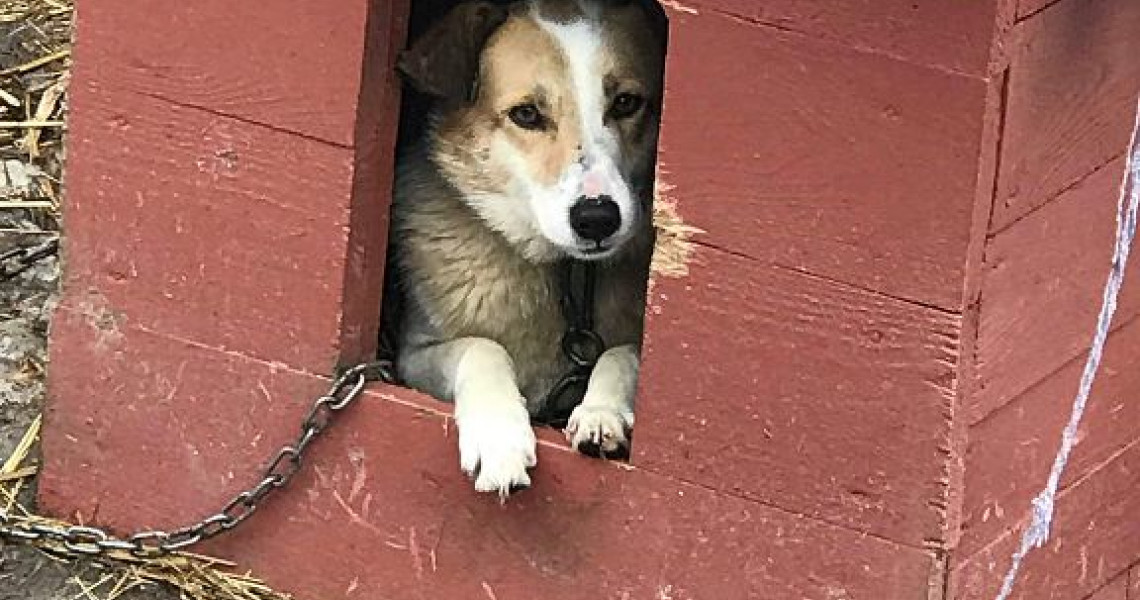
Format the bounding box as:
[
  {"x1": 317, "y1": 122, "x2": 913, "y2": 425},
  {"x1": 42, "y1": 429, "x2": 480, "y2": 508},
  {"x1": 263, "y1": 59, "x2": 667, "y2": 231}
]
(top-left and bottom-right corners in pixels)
[
  {"x1": 62, "y1": 84, "x2": 358, "y2": 372},
  {"x1": 663, "y1": 0, "x2": 1005, "y2": 77},
  {"x1": 633, "y1": 245, "x2": 961, "y2": 546},
  {"x1": 971, "y1": 157, "x2": 1140, "y2": 423},
  {"x1": 41, "y1": 306, "x2": 331, "y2": 521},
  {"x1": 1021, "y1": 0, "x2": 1062, "y2": 19},
  {"x1": 1131, "y1": 564, "x2": 1139, "y2": 599},
  {"x1": 1088, "y1": 575, "x2": 1130, "y2": 600},
  {"x1": 338, "y1": 0, "x2": 409, "y2": 361},
  {"x1": 72, "y1": 0, "x2": 383, "y2": 146},
  {"x1": 992, "y1": 0, "x2": 1140, "y2": 232},
  {"x1": 657, "y1": 8, "x2": 989, "y2": 310},
  {"x1": 1017, "y1": 0, "x2": 1060, "y2": 19},
  {"x1": 40, "y1": 315, "x2": 939, "y2": 600},
  {"x1": 950, "y1": 439, "x2": 1140, "y2": 600},
  {"x1": 960, "y1": 316, "x2": 1140, "y2": 559}
]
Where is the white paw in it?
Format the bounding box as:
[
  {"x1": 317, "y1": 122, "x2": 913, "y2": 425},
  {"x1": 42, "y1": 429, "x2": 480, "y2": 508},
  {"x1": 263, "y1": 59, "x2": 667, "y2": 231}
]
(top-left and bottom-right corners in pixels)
[
  {"x1": 565, "y1": 404, "x2": 632, "y2": 458},
  {"x1": 456, "y1": 400, "x2": 537, "y2": 499}
]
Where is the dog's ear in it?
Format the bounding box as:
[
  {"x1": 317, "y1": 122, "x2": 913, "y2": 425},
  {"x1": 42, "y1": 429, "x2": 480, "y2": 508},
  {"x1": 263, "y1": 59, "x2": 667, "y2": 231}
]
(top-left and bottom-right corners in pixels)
[{"x1": 397, "y1": 2, "x2": 509, "y2": 102}]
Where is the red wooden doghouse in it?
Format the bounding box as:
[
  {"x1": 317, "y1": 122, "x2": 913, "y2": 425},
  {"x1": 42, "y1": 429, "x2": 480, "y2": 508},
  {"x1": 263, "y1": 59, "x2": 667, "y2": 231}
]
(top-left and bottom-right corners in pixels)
[{"x1": 40, "y1": 0, "x2": 1140, "y2": 598}]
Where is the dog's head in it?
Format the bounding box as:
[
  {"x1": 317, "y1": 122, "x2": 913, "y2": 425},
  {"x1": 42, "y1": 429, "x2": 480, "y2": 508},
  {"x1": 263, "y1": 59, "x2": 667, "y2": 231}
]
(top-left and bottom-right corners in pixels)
[{"x1": 399, "y1": 0, "x2": 666, "y2": 262}]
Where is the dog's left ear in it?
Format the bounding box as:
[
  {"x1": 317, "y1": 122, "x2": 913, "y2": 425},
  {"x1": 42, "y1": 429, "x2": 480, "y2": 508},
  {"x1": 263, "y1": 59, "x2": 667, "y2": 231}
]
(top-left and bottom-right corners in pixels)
[{"x1": 397, "y1": 2, "x2": 509, "y2": 103}]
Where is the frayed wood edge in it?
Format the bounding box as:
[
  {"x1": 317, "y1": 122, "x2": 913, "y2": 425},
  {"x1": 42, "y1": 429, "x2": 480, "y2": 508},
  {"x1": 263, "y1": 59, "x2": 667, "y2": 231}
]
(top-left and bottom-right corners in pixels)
[{"x1": 649, "y1": 176, "x2": 701, "y2": 295}]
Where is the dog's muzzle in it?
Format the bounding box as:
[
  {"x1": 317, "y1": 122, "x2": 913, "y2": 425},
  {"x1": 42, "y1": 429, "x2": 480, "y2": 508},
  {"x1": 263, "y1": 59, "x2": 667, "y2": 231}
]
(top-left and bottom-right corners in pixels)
[{"x1": 569, "y1": 195, "x2": 621, "y2": 244}]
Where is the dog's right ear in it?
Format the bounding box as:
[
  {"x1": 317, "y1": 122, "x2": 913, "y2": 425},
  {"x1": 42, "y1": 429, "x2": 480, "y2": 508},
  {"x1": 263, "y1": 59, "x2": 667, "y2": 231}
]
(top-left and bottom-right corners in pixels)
[{"x1": 397, "y1": 2, "x2": 509, "y2": 103}]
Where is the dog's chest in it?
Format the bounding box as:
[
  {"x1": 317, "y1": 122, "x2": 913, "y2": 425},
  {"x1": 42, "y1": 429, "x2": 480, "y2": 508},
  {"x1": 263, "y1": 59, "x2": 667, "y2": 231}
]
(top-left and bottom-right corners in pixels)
[
  {"x1": 403, "y1": 233, "x2": 645, "y2": 399},
  {"x1": 399, "y1": 210, "x2": 563, "y2": 391},
  {"x1": 433, "y1": 247, "x2": 563, "y2": 358},
  {"x1": 394, "y1": 162, "x2": 649, "y2": 399}
]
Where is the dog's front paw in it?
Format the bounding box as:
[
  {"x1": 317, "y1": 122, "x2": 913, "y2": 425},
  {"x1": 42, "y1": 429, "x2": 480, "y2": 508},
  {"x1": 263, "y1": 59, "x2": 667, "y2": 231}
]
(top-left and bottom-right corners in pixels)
[
  {"x1": 456, "y1": 400, "x2": 537, "y2": 499},
  {"x1": 565, "y1": 404, "x2": 632, "y2": 460}
]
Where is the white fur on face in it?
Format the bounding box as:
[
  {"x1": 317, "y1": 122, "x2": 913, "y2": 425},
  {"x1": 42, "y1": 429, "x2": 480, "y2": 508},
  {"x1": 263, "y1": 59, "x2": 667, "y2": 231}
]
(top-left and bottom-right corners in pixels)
[{"x1": 488, "y1": 10, "x2": 641, "y2": 262}]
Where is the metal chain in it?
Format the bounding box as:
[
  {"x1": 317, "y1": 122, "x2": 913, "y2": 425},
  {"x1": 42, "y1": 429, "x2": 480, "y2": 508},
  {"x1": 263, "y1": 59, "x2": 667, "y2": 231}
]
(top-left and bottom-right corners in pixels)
[
  {"x1": 0, "y1": 236, "x2": 60, "y2": 282},
  {"x1": 0, "y1": 241, "x2": 597, "y2": 558},
  {"x1": 534, "y1": 259, "x2": 602, "y2": 428},
  {"x1": 0, "y1": 360, "x2": 396, "y2": 559}
]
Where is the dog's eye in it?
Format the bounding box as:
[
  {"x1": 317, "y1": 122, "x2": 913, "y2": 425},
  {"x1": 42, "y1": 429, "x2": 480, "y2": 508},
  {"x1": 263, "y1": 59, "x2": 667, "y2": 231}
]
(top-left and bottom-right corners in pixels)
[
  {"x1": 508, "y1": 103, "x2": 546, "y2": 130},
  {"x1": 609, "y1": 93, "x2": 645, "y2": 120}
]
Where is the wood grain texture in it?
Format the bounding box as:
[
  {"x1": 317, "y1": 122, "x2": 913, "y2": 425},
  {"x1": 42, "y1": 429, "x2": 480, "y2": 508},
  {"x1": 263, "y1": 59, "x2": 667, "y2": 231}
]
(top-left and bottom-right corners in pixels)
[
  {"x1": 971, "y1": 157, "x2": 1140, "y2": 423},
  {"x1": 665, "y1": 0, "x2": 1003, "y2": 76},
  {"x1": 634, "y1": 245, "x2": 961, "y2": 546},
  {"x1": 949, "y1": 438, "x2": 1140, "y2": 600},
  {"x1": 62, "y1": 84, "x2": 360, "y2": 372},
  {"x1": 1017, "y1": 0, "x2": 1061, "y2": 19},
  {"x1": 40, "y1": 316, "x2": 939, "y2": 600},
  {"x1": 73, "y1": 0, "x2": 378, "y2": 146},
  {"x1": 41, "y1": 307, "x2": 333, "y2": 523},
  {"x1": 947, "y1": 66, "x2": 1012, "y2": 551},
  {"x1": 992, "y1": 0, "x2": 1140, "y2": 232},
  {"x1": 1087, "y1": 575, "x2": 1130, "y2": 600},
  {"x1": 657, "y1": 7, "x2": 989, "y2": 310},
  {"x1": 960, "y1": 317, "x2": 1140, "y2": 559},
  {"x1": 337, "y1": 0, "x2": 408, "y2": 362}
]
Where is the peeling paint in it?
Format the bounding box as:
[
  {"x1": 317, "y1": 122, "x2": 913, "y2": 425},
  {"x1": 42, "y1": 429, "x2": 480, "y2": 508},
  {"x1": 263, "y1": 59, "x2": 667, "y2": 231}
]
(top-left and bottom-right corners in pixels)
[
  {"x1": 75, "y1": 288, "x2": 125, "y2": 351},
  {"x1": 659, "y1": 0, "x2": 699, "y2": 15},
  {"x1": 649, "y1": 175, "x2": 703, "y2": 297}
]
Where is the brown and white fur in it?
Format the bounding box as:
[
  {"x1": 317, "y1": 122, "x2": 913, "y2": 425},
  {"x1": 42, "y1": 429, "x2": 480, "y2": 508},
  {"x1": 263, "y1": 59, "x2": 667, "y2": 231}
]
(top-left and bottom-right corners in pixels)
[{"x1": 390, "y1": 0, "x2": 665, "y2": 497}]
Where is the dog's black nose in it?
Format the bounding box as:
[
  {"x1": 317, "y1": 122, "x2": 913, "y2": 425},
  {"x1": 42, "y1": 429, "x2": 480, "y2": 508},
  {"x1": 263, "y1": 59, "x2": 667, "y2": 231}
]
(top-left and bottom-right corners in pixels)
[{"x1": 569, "y1": 196, "x2": 621, "y2": 243}]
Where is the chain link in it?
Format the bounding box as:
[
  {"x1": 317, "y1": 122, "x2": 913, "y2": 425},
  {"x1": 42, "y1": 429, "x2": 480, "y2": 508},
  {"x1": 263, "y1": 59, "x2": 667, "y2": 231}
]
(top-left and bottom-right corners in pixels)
[
  {"x1": 534, "y1": 259, "x2": 602, "y2": 428},
  {"x1": 0, "y1": 236, "x2": 60, "y2": 282},
  {"x1": 0, "y1": 360, "x2": 395, "y2": 559},
  {"x1": 0, "y1": 241, "x2": 599, "y2": 559}
]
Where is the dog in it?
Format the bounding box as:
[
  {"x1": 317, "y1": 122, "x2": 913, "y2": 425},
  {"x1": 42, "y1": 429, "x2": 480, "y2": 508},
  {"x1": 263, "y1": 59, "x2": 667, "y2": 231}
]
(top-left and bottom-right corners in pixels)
[{"x1": 389, "y1": 0, "x2": 666, "y2": 497}]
